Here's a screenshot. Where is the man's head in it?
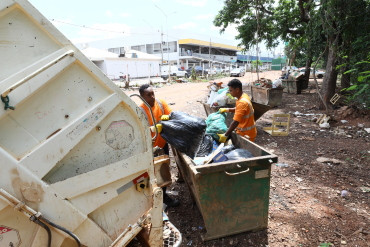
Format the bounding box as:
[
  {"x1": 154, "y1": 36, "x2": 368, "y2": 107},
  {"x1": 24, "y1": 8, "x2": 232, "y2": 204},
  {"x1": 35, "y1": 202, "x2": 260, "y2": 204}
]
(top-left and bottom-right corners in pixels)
[
  {"x1": 227, "y1": 79, "x2": 243, "y2": 98},
  {"x1": 139, "y1": 84, "x2": 155, "y2": 107}
]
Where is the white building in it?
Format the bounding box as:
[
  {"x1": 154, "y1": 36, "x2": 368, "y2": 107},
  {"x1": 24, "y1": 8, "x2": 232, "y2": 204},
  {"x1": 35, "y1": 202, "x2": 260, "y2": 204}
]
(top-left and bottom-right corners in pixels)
[
  {"x1": 81, "y1": 47, "x2": 161, "y2": 79},
  {"x1": 108, "y1": 38, "x2": 241, "y2": 70}
]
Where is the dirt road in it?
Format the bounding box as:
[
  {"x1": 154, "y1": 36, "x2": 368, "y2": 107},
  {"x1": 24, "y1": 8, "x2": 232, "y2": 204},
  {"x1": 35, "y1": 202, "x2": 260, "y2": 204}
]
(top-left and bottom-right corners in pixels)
[{"x1": 126, "y1": 72, "x2": 369, "y2": 247}]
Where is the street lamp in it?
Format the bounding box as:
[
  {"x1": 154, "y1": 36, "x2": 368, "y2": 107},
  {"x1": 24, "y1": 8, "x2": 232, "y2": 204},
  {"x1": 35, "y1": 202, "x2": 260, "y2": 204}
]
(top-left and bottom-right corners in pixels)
[{"x1": 154, "y1": 3, "x2": 176, "y2": 78}]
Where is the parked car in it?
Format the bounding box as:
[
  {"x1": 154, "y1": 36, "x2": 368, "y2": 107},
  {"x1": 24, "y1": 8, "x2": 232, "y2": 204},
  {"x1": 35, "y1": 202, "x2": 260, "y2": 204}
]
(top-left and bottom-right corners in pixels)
[
  {"x1": 230, "y1": 67, "x2": 245, "y2": 77},
  {"x1": 206, "y1": 67, "x2": 222, "y2": 75},
  {"x1": 161, "y1": 65, "x2": 188, "y2": 79},
  {"x1": 298, "y1": 67, "x2": 325, "y2": 79}
]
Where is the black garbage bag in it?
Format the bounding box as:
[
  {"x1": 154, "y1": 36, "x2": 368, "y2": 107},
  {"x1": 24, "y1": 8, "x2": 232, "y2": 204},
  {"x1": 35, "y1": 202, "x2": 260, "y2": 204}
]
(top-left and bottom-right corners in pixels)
[
  {"x1": 161, "y1": 111, "x2": 206, "y2": 159},
  {"x1": 225, "y1": 148, "x2": 254, "y2": 160},
  {"x1": 196, "y1": 134, "x2": 214, "y2": 157},
  {"x1": 220, "y1": 144, "x2": 235, "y2": 154}
]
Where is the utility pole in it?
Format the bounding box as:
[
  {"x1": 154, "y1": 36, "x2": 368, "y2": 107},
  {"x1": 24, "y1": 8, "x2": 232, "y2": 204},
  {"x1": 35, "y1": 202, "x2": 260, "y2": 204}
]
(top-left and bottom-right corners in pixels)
[
  {"x1": 209, "y1": 38, "x2": 212, "y2": 78},
  {"x1": 160, "y1": 27, "x2": 164, "y2": 66}
]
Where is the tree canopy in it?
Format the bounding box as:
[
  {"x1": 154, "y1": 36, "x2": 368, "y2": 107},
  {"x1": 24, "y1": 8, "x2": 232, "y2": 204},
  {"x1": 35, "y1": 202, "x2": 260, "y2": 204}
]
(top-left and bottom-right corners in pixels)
[{"x1": 214, "y1": 0, "x2": 370, "y2": 108}]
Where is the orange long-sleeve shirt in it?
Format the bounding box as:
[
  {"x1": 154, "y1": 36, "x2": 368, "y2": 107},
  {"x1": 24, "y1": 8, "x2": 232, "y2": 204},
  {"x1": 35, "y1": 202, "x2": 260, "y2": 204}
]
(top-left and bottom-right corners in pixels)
[
  {"x1": 140, "y1": 99, "x2": 172, "y2": 148},
  {"x1": 233, "y1": 93, "x2": 257, "y2": 141}
]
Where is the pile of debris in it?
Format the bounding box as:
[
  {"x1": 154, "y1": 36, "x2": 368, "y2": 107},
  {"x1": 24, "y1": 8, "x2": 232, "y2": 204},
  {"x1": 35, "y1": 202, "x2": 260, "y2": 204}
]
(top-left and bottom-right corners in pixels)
[{"x1": 253, "y1": 77, "x2": 283, "y2": 89}]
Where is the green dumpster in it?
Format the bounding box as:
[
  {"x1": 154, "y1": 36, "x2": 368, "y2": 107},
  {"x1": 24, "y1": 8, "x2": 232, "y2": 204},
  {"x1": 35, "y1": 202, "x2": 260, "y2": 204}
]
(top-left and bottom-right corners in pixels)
[{"x1": 172, "y1": 133, "x2": 278, "y2": 241}]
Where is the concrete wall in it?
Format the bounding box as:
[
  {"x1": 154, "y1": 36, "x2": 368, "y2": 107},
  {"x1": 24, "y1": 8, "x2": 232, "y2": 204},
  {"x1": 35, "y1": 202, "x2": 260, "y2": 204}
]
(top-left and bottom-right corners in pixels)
[{"x1": 101, "y1": 59, "x2": 161, "y2": 79}]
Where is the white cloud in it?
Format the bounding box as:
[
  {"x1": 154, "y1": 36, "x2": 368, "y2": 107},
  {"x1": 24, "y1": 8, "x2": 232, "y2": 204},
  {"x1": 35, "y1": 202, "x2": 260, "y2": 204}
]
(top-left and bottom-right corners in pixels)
[
  {"x1": 173, "y1": 22, "x2": 197, "y2": 30},
  {"x1": 120, "y1": 12, "x2": 131, "y2": 18},
  {"x1": 194, "y1": 14, "x2": 214, "y2": 20},
  {"x1": 224, "y1": 24, "x2": 239, "y2": 37},
  {"x1": 105, "y1": 10, "x2": 113, "y2": 17},
  {"x1": 72, "y1": 23, "x2": 130, "y2": 43},
  {"x1": 175, "y1": 0, "x2": 208, "y2": 7}
]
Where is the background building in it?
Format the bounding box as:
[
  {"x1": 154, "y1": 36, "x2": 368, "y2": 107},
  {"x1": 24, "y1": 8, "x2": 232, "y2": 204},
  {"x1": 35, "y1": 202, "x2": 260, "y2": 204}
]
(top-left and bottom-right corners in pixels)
[{"x1": 108, "y1": 38, "x2": 241, "y2": 71}]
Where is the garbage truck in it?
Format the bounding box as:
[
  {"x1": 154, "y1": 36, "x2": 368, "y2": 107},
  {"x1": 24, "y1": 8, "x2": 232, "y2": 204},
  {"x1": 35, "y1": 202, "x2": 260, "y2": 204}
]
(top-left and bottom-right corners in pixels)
[{"x1": 0, "y1": 0, "x2": 180, "y2": 246}]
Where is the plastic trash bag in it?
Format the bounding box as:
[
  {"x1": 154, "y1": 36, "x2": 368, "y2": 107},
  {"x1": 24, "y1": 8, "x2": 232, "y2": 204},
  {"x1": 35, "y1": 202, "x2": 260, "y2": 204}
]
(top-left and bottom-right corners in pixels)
[
  {"x1": 225, "y1": 148, "x2": 254, "y2": 160},
  {"x1": 205, "y1": 112, "x2": 228, "y2": 140},
  {"x1": 196, "y1": 134, "x2": 214, "y2": 157},
  {"x1": 272, "y1": 79, "x2": 282, "y2": 88},
  {"x1": 211, "y1": 89, "x2": 228, "y2": 106},
  {"x1": 207, "y1": 90, "x2": 218, "y2": 105},
  {"x1": 161, "y1": 111, "x2": 206, "y2": 159},
  {"x1": 217, "y1": 87, "x2": 229, "y2": 95},
  {"x1": 220, "y1": 144, "x2": 235, "y2": 154}
]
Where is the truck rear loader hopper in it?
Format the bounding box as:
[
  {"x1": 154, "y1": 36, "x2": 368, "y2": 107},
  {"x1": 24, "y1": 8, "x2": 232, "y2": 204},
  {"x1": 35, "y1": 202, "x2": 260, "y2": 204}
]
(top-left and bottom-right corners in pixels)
[{"x1": 0, "y1": 1, "x2": 175, "y2": 246}]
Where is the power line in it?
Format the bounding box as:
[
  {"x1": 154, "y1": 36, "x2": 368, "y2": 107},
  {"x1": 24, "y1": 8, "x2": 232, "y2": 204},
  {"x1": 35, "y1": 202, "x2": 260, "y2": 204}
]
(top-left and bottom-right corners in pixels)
[{"x1": 51, "y1": 19, "x2": 125, "y2": 34}]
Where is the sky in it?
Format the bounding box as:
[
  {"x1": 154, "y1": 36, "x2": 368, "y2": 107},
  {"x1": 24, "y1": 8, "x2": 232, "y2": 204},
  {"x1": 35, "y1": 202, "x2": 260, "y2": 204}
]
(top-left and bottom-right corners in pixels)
[{"x1": 28, "y1": 0, "x2": 283, "y2": 57}]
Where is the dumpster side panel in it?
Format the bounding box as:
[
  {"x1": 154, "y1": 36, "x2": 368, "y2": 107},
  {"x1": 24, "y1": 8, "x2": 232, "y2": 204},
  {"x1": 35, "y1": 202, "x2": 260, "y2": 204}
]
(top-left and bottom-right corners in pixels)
[
  {"x1": 173, "y1": 133, "x2": 277, "y2": 241},
  {"x1": 251, "y1": 86, "x2": 283, "y2": 107},
  {"x1": 196, "y1": 162, "x2": 271, "y2": 240}
]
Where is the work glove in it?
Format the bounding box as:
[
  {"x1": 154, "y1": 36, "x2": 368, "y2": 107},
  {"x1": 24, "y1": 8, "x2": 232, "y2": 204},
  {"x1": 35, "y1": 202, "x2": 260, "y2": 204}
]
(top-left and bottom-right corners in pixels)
[
  {"x1": 219, "y1": 108, "x2": 228, "y2": 113},
  {"x1": 161, "y1": 115, "x2": 170, "y2": 121},
  {"x1": 150, "y1": 124, "x2": 163, "y2": 133},
  {"x1": 217, "y1": 133, "x2": 228, "y2": 143}
]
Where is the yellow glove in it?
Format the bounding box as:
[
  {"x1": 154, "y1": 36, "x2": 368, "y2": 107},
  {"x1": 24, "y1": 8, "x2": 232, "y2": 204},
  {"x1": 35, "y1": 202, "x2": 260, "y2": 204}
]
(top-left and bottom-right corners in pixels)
[
  {"x1": 161, "y1": 115, "x2": 170, "y2": 121},
  {"x1": 219, "y1": 108, "x2": 228, "y2": 113},
  {"x1": 150, "y1": 124, "x2": 163, "y2": 133},
  {"x1": 217, "y1": 133, "x2": 227, "y2": 143}
]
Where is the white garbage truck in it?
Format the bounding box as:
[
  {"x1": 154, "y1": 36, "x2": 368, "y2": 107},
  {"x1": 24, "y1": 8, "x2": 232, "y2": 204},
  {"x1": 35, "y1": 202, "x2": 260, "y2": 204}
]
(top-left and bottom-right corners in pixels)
[{"x1": 0, "y1": 1, "x2": 180, "y2": 246}]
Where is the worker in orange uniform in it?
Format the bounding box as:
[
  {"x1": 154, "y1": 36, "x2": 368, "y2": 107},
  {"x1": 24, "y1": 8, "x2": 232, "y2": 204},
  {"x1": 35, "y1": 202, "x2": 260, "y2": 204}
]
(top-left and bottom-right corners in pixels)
[
  {"x1": 139, "y1": 84, "x2": 179, "y2": 207},
  {"x1": 217, "y1": 79, "x2": 257, "y2": 142}
]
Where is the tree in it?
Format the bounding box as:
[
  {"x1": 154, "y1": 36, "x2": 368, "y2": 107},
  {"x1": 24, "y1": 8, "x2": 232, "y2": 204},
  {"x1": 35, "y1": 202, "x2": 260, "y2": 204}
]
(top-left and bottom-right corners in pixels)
[
  {"x1": 319, "y1": 0, "x2": 369, "y2": 107},
  {"x1": 214, "y1": 0, "x2": 369, "y2": 109},
  {"x1": 214, "y1": 0, "x2": 319, "y2": 93}
]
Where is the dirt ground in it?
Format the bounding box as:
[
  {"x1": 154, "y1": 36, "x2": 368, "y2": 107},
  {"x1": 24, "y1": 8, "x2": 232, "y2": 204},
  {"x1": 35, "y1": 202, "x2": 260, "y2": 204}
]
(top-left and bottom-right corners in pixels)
[{"x1": 126, "y1": 71, "x2": 369, "y2": 247}]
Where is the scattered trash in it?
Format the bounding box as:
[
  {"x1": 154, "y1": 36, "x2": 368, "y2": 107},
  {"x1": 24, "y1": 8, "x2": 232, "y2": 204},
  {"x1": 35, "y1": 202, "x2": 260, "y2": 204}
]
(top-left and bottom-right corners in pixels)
[
  {"x1": 340, "y1": 120, "x2": 348, "y2": 124},
  {"x1": 317, "y1": 114, "x2": 330, "y2": 125},
  {"x1": 187, "y1": 240, "x2": 192, "y2": 246},
  {"x1": 319, "y1": 122, "x2": 330, "y2": 128},
  {"x1": 167, "y1": 190, "x2": 179, "y2": 196},
  {"x1": 341, "y1": 240, "x2": 347, "y2": 245},
  {"x1": 295, "y1": 177, "x2": 303, "y2": 182},
  {"x1": 316, "y1": 157, "x2": 343, "y2": 164},
  {"x1": 299, "y1": 136, "x2": 315, "y2": 141},
  {"x1": 341, "y1": 190, "x2": 349, "y2": 197},
  {"x1": 275, "y1": 163, "x2": 289, "y2": 168},
  {"x1": 365, "y1": 128, "x2": 370, "y2": 134},
  {"x1": 358, "y1": 123, "x2": 364, "y2": 128},
  {"x1": 351, "y1": 227, "x2": 363, "y2": 235},
  {"x1": 269, "y1": 142, "x2": 278, "y2": 147},
  {"x1": 359, "y1": 186, "x2": 370, "y2": 193},
  {"x1": 198, "y1": 226, "x2": 203, "y2": 230},
  {"x1": 299, "y1": 186, "x2": 310, "y2": 190},
  {"x1": 319, "y1": 243, "x2": 333, "y2": 247},
  {"x1": 191, "y1": 227, "x2": 197, "y2": 231}
]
